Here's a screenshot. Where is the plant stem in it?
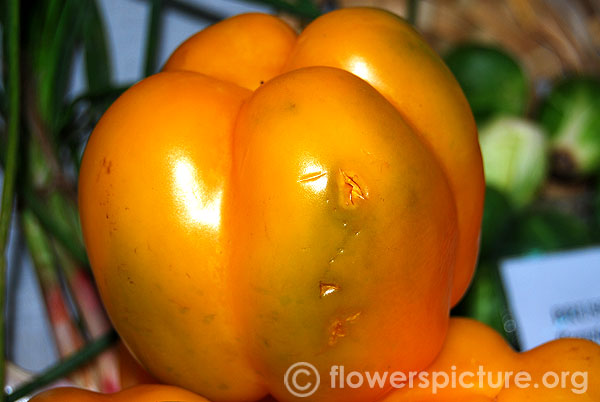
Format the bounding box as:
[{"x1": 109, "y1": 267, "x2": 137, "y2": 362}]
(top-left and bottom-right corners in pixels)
[
  {"x1": 23, "y1": 189, "x2": 89, "y2": 265},
  {"x1": 55, "y1": 244, "x2": 120, "y2": 392},
  {"x1": 6, "y1": 330, "x2": 119, "y2": 402},
  {"x1": 0, "y1": 1, "x2": 21, "y2": 400},
  {"x1": 21, "y1": 210, "x2": 98, "y2": 390}
]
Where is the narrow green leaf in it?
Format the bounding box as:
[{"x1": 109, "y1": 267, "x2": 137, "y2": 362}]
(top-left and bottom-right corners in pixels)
[
  {"x1": 0, "y1": 1, "x2": 21, "y2": 399},
  {"x1": 22, "y1": 209, "x2": 91, "y2": 341},
  {"x1": 245, "y1": 0, "x2": 320, "y2": 19},
  {"x1": 57, "y1": 84, "x2": 132, "y2": 142},
  {"x1": 83, "y1": 0, "x2": 113, "y2": 92},
  {"x1": 35, "y1": 0, "x2": 87, "y2": 134},
  {"x1": 144, "y1": 0, "x2": 164, "y2": 77},
  {"x1": 6, "y1": 330, "x2": 119, "y2": 402},
  {"x1": 24, "y1": 188, "x2": 89, "y2": 266},
  {"x1": 158, "y1": 0, "x2": 222, "y2": 22}
]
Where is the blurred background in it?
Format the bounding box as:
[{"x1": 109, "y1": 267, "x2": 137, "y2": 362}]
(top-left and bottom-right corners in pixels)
[{"x1": 1, "y1": 0, "x2": 599, "y2": 400}]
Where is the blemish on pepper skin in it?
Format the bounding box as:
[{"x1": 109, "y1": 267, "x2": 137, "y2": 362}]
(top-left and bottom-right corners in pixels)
[
  {"x1": 328, "y1": 312, "x2": 361, "y2": 346},
  {"x1": 329, "y1": 320, "x2": 345, "y2": 345},
  {"x1": 319, "y1": 282, "x2": 340, "y2": 297},
  {"x1": 101, "y1": 157, "x2": 112, "y2": 174},
  {"x1": 328, "y1": 245, "x2": 346, "y2": 266},
  {"x1": 339, "y1": 170, "x2": 367, "y2": 207},
  {"x1": 168, "y1": 298, "x2": 191, "y2": 314},
  {"x1": 346, "y1": 311, "x2": 361, "y2": 322},
  {"x1": 298, "y1": 170, "x2": 327, "y2": 183}
]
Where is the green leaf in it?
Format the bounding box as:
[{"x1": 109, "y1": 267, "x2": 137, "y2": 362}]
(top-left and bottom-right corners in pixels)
[
  {"x1": 244, "y1": 0, "x2": 320, "y2": 19},
  {"x1": 30, "y1": 0, "x2": 87, "y2": 134},
  {"x1": 23, "y1": 187, "x2": 89, "y2": 266},
  {"x1": 0, "y1": 85, "x2": 6, "y2": 120},
  {"x1": 143, "y1": 0, "x2": 164, "y2": 77},
  {"x1": 6, "y1": 330, "x2": 119, "y2": 402},
  {"x1": 1, "y1": 0, "x2": 22, "y2": 395},
  {"x1": 138, "y1": 0, "x2": 222, "y2": 22},
  {"x1": 509, "y1": 209, "x2": 592, "y2": 255},
  {"x1": 480, "y1": 186, "x2": 515, "y2": 258},
  {"x1": 83, "y1": 0, "x2": 112, "y2": 92}
]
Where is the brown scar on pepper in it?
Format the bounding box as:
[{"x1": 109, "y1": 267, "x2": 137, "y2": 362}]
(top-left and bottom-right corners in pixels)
[
  {"x1": 328, "y1": 311, "x2": 361, "y2": 346},
  {"x1": 319, "y1": 281, "x2": 340, "y2": 297},
  {"x1": 339, "y1": 169, "x2": 367, "y2": 208}
]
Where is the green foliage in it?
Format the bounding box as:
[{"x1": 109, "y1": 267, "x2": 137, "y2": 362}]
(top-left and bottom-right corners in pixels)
[
  {"x1": 445, "y1": 43, "x2": 529, "y2": 124},
  {"x1": 539, "y1": 76, "x2": 600, "y2": 177},
  {"x1": 82, "y1": 0, "x2": 113, "y2": 92},
  {"x1": 508, "y1": 209, "x2": 593, "y2": 256},
  {"x1": 480, "y1": 186, "x2": 515, "y2": 258},
  {"x1": 453, "y1": 261, "x2": 517, "y2": 347}
]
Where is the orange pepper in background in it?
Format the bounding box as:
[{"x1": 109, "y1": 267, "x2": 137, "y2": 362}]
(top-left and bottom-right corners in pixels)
[
  {"x1": 30, "y1": 319, "x2": 600, "y2": 401},
  {"x1": 29, "y1": 384, "x2": 209, "y2": 402},
  {"x1": 382, "y1": 318, "x2": 600, "y2": 401},
  {"x1": 78, "y1": 8, "x2": 484, "y2": 402}
]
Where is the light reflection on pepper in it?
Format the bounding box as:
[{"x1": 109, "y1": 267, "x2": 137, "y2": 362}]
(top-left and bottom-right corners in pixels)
[
  {"x1": 298, "y1": 159, "x2": 328, "y2": 194},
  {"x1": 348, "y1": 56, "x2": 373, "y2": 83},
  {"x1": 171, "y1": 155, "x2": 222, "y2": 230}
]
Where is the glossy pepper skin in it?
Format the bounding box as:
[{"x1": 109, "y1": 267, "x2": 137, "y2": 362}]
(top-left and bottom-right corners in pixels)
[
  {"x1": 382, "y1": 318, "x2": 600, "y2": 401},
  {"x1": 29, "y1": 384, "x2": 209, "y2": 402},
  {"x1": 78, "y1": 8, "x2": 484, "y2": 402}
]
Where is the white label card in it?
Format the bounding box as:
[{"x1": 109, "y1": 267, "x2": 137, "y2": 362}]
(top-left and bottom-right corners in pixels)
[{"x1": 500, "y1": 247, "x2": 600, "y2": 351}]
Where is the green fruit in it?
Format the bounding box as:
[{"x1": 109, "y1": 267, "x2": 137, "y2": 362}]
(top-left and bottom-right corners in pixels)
[
  {"x1": 445, "y1": 43, "x2": 529, "y2": 123},
  {"x1": 479, "y1": 116, "x2": 548, "y2": 208},
  {"x1": 539, "y1": 76, "x2": 600, "y2": 177}
]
